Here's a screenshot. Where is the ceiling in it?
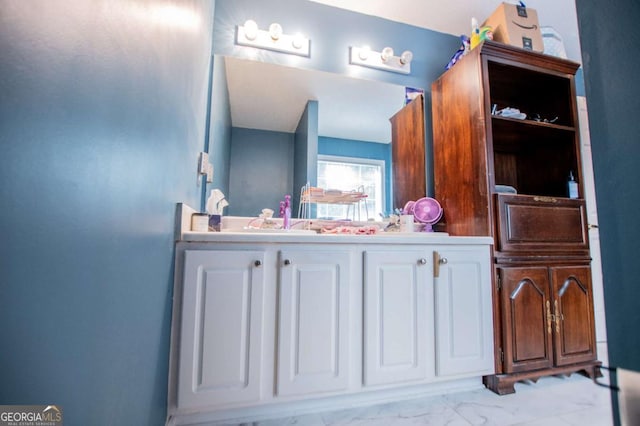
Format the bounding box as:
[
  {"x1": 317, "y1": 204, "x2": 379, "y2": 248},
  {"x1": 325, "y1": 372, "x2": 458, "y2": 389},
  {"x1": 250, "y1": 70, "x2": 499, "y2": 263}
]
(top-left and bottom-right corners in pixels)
[
  {"x1": 225, "y1": 57, "x2": 407, "y2": 143},
  {"x1": 227, "y1": 0, "x2": 581, "y2": 143}
]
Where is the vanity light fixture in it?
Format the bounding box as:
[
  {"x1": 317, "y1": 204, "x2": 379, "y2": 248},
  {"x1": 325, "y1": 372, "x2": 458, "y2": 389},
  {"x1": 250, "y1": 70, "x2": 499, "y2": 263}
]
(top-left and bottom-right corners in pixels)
[
  {"x1": 236, "y1": 19, "x2": 310, "y2": 57},
  {"x1": 349, "y1": 45, "x2": 413, "y2": 74}
]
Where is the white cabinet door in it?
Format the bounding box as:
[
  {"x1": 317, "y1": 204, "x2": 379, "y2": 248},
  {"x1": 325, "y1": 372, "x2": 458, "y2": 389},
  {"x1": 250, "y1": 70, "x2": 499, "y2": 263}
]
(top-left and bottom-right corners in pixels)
[
  {"x1": 178, "y1": 250, "x2": 266, "y2": 409},
  {"x1": 276, "y1": 249, "x2": 351, "y2": 396},
  {"x1": 433, "y1": 246, "x2": 494, "y2": 377},
  {"x1": 363, "y1": 249, "x2": 433, "y2": 386}
]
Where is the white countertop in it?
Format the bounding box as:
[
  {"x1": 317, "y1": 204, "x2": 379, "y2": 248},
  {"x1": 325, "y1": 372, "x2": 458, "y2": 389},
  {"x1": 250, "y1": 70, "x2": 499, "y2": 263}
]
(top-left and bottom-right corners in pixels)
[{"x1": 176, "y1": 204, "x2": 493, "y2": 246}]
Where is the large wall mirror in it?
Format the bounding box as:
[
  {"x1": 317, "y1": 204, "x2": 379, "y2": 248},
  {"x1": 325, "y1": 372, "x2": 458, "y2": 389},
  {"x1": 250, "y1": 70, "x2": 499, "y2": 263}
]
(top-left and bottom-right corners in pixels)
[{"x1": 217, "y1": 55, "x2": 418, "y2": 219}]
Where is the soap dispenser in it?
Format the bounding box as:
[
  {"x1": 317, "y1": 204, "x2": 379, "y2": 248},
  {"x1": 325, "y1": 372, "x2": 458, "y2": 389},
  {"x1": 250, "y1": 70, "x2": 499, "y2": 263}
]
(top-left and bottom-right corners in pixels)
[{"x1": 567, "y1": 171, "x2": 579, "y2": 199}]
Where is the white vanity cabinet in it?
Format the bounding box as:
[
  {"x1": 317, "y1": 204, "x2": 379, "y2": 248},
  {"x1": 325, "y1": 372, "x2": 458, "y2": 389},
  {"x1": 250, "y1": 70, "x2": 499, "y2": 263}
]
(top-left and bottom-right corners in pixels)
[
  {"x1": 276, "y1": 249, "x2": 353, "y2": 396},
  {"x1": 363, "y1": 249, "x2": 433, "y2": 386},
  {"x1": 168, "y1": 228, "x2": 494, "y2": 425},
  {"x1": 177, "y1": 250, "x2": 267, "y2": 410}
]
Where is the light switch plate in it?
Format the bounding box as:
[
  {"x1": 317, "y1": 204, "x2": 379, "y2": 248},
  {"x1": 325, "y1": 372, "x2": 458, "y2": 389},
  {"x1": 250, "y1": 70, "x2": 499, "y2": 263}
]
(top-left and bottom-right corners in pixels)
[
  {"x1": 198, "y1": 152, "x2": 209, "y2": 175},
  {"x1": 206, "y1": 163, "x2": 213, "y2": 183}
]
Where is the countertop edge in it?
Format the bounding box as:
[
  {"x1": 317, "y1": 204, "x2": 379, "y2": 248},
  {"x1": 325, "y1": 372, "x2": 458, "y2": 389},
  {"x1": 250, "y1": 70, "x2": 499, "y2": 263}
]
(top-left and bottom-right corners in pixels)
[{"x1": 180, "y1": 230, "x2": 494, "y2": 245}]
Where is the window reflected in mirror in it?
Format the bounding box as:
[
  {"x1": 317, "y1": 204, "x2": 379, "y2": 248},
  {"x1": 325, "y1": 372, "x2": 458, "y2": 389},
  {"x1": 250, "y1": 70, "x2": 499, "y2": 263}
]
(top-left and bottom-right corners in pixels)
[{"x1": 317, "y1": 155, "x2": 384, "y2": 221}]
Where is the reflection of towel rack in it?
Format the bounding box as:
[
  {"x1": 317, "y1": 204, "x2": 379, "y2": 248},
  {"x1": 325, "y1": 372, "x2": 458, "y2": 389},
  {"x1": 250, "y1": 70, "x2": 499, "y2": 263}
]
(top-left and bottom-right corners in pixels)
[
  {"x1": 298, "y1": 182, "x2": 368, "y2": 221},
  {"x1": 594, "y1": 365, "x2": 640, "y2": 425}
]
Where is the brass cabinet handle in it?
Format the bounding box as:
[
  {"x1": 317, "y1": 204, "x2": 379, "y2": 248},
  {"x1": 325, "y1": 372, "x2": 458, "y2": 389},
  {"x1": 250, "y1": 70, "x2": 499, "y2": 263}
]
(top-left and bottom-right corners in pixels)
[
  {"x1": 254, "y1": 260, "x2": 262, "y2": 267},
  {"x1": 546, "y1": 300, "x2": 552, "y2": 335},
  {"x1": 533, "y1": 196, "x2": 558, "y2": 203},
  {"x1": 432, "y1": 252, "x2": 448, "y2": 277},
  {"x1": 555, "y1": 300, "x2": 562, "y2": 333}
]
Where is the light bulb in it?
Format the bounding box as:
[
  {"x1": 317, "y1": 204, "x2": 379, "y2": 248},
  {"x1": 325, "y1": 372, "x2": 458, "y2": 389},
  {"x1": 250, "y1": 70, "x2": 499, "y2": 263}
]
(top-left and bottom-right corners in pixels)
[
  {"x1": 400, "y1": 50, "x2": 413, "y2": 65},
  {"x1": 358, "y1": 46, "x2": 371, "y2": 61},
  {"x1": 269, "y1": 23, "x2": 283, "y2": 40},
  {"x1": 292, "y1": 33, "x2": 304, "y2": 49},
  {"x1": 381, "y1": 47, "x2": 394, "y2": 62},
  {"x1": 243, "y1": 19, "x2": 258, "y2": 41}
]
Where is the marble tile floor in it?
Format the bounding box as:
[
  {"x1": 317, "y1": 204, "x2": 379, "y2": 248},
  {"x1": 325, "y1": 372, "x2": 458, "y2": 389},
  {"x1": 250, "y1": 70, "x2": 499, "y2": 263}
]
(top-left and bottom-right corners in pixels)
[{"x1": 233, "y1": 375, "x2": 614, "y2": 426}]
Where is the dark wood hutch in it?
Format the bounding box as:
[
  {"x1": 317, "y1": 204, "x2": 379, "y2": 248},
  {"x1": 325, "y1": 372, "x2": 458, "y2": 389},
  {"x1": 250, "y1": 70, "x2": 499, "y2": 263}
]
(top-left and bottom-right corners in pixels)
[{"x1": 431, "y1": 40, "x2": 601, "y2": 394}]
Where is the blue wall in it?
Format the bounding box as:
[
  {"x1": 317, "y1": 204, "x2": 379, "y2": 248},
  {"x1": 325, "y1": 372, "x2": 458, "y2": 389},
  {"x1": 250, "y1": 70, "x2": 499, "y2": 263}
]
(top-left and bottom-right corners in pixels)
[
  {"x1": 226, "y1": 99, "x2": 318, "y2": 218},
  {"x1": 0, "y1": 1, "x2": 214, "y2": 424},
  {"x1": 228, "y1": 128, "x2": 294, "y2": 216},
  {"x1": 575, "y1": 1, "x2": 640, "y2": 420}
]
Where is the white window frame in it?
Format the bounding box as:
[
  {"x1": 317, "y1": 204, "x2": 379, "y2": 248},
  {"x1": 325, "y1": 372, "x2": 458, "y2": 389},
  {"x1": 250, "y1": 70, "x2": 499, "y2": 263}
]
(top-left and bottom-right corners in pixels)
[{"x1": 317, "y1": 154, "x2": 386, "y2": 221}]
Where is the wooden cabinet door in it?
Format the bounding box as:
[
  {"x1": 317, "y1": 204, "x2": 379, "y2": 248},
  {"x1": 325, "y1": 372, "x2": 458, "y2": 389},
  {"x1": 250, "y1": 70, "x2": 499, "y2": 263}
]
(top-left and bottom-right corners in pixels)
[
  {"x1": 550, "y1": 265, "x2": 597, "y2": 366},
  {"x1": 363, "y1": 249, "x2": 432, "y2": 386},
  {"x1": 179, "y1": 250, "x2": 266, "y2": 409},
  {"x1": 434, "y1": 247, "x2": 494, "y2": 377},
  {"x1": 276, "y1": 250, "x2": 351, "y2": 396},
  {"x1": 391, "y1": 94, "x2": 426, "y2": 209},
  {"x1": 498, "y1": 266, "x2": 553, "y2": 373}
]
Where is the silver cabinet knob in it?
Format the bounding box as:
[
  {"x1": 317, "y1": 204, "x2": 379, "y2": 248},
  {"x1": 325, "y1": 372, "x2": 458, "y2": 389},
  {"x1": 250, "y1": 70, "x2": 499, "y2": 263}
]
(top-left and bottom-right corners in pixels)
[
  {"x1": 439, "y1": 257, "x2": 448, "y2": 265},
  {"x1": 283, "y1": 259, "x2": 291, "y2": 266},
  {"x1": 254, "y1": 260, "x2": 262, "y2": 267},
  {"x1": 418, "y1": 258, "x2": 427, "y2": 265}
]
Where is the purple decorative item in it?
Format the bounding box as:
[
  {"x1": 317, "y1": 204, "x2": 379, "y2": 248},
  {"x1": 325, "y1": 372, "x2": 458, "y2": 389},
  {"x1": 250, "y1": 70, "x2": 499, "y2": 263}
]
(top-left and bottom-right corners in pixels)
[
  {"x1": 405, "y1": 87, "x2": 425, "y2": 105},
  {"x1": 412, "y1": 197, "x2": 443, "y2": 232},
  {"x1": 446, "y1": 35, "x2": 470, "y2": 70},
  {"x1": 283, "y1": 195, "x2": 291, "y2": 230},
  {"x1": 402, "y1": 200, "x2": 416, "y2": 215}
]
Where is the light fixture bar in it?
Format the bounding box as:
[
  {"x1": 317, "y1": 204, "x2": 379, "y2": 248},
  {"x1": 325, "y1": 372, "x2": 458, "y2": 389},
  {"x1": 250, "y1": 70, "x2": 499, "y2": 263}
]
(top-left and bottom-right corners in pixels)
[
  {"x1": 349, "y1": 46, "x2": 412, "y2": 74},
  {"x1": 236, "y1": 21, "x2": 310, "y2": 57}
]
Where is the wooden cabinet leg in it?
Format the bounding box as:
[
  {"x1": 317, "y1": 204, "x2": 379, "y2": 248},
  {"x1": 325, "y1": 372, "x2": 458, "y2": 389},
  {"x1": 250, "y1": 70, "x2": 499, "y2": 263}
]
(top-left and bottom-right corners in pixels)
[
  {"x1": 483, "y1": 361, "x2": 603, "y2": 396},
  {"x1": 483, "y1": 374, "x2": 516, "y2": 395}
]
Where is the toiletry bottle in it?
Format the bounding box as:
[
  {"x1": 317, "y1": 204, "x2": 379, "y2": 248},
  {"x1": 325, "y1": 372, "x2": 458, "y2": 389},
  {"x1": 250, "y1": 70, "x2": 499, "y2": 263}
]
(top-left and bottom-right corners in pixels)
[
  {"x1": 283, "y1": 195, "x2": 291, "y2": 230},
  {"x1": 567, "y1": 171, "x2": 579, "y2": 199},
  {"x1": 470, "y1": 17, "x2": 481, "y2": 49}
]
